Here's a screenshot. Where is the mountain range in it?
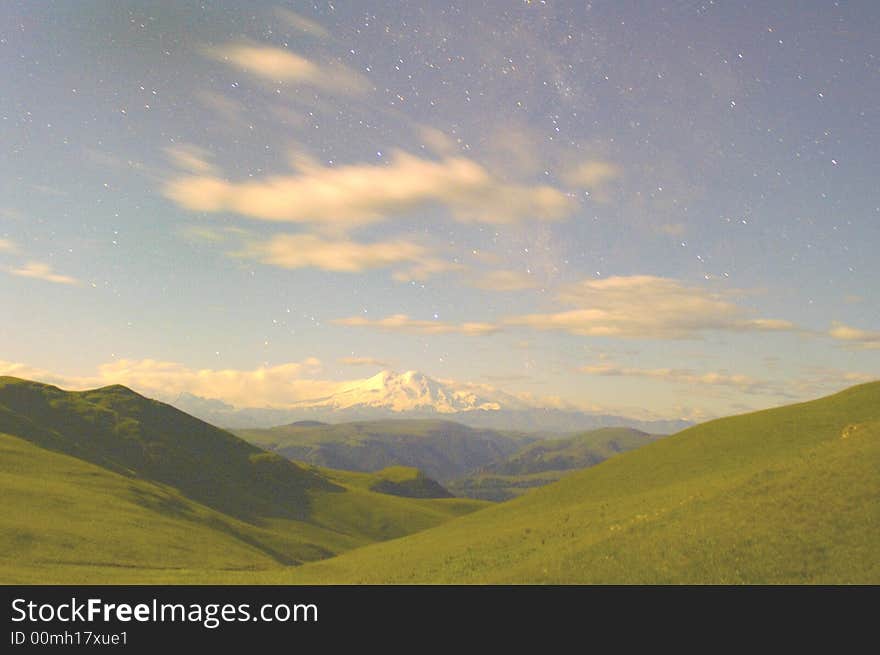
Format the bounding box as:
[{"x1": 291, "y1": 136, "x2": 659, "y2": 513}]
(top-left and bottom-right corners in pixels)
[
  {"x1": 0, "y1": 376, "x2": 484, "y2": 582},
  {"x1": 172, "y1": 369, "x2": 692, "y2": 433},
  {"x1": 263, "y1": 380, "x2": 880, "y2": 584},
  {"x1": 235, "y1": 420, "x2": 662, "y2": 501},
  {"x1": 234, "y1": 419, "x2": 533, "y2": 482},
  {"x1": 3, "y1": 374, "x2": 876, "y2": 583}
]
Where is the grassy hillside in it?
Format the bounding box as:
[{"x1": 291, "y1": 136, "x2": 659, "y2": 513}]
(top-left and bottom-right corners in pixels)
[
  {"x1": 238, "y1": 381, "x2": 880, "y2": 584},
  {"x1": 449, "y1": 428, "x2": 662, "y2": 500},
  {"x1": 0, "y1": 377, "x2": 486, "y2": 583},
  {"x1": 235, "y1": 419, "x2": 533, "y2": 481},
  {"x1": 488, "y1": 428, "x2": 660, "y2": 475}
]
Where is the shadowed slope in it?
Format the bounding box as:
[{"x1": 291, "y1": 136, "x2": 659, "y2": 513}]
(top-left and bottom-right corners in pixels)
[{"x1": 258, "y1": 381, "x2": 880, "y2": 584}]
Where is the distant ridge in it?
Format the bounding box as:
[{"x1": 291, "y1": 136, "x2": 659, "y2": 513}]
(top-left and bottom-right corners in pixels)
[
  {"x1": 0, "y1": 376, "x2": 486, "y2": 582},
  {"x1": 268, "y1": 380, "x2": 880, "y2": 584},
  {"x1": 171, "y1": 370, "x2": 691, "y2": 433}
]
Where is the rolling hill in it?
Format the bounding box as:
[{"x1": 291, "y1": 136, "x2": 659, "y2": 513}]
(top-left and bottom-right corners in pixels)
[
  {"x1": 172, "y1": 369, "x2": 691, "y2": 433},
  {"x1": 448, "y1": 427, "x2": 662, "y2": 500},
  {"x1": 234, "y1": 419, "x2": 535, "y2": 481},
  {"x1": 4, "y1": 376, "x2": 877, "y2": 584},
  {"x1": 238, "y1": 380, "x2": 880, "y2": 584},
  {"x1": 0, "y1": 377, "x2": 486, "y2": 583}
]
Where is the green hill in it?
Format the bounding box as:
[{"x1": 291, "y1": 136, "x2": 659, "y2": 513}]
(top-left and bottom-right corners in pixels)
[
  {"x1": 449, "y1": 428, "x2": 662, "y2": 500},
  {"x1": 0, "y1": 377, "x2": 486, "y2": 583},
  {"x1": 245, "y1": 381, "x2": 880, "y2": 584},
  {"x1": 234, "y1": 419, "x2": 533, "y2": 481}
]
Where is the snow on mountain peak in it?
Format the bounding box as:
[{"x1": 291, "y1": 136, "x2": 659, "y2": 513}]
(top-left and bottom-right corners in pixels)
[{"x1": 294, "y1": 369, "x2": 517, "y2": 414}]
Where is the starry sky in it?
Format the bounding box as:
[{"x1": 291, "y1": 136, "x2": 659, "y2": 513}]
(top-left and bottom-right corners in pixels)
[{"x1": 1, "y1": 1, "x2": 878, "y2": 420}]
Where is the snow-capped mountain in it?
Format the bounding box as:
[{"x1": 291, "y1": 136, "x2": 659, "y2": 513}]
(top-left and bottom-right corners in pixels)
[
  {"x1": 169, "y1": 369, "x2": 693, "y2": 433},
  {"x1": 290, "y1": 370, "x2": 528, "y2": 414}
]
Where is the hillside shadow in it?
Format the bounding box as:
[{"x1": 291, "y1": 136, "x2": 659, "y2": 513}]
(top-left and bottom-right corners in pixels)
[{"x1": 0, "y1": 378, "x2": 343, "y2": 524}]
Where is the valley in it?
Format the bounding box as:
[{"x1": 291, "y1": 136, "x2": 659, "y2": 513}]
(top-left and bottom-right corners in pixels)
[{"x1": 1, "y1": 375, "x2": 877, "y2": 584}]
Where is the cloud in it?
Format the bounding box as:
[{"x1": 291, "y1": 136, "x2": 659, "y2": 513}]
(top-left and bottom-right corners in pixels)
[
  {"x1": 195, "y1": 90, "x2": 246, "y2": 123},
  {"x1": 0, "y1": 207, "x2": 26, "y2": 221},
  {"x1": 179, "y1": 225, "x2": 251, "y2": 244},
  {"x1": 658, "y1": 223, "x2": 686, "y2": 236},
  {"x1": 785, "y1": 367, "x2": 879, "y2": 398},
  {"x1": 829, "y1": 322, "x2": 880, "y2": 349},
  {"x1": 419, "y1": 126, "x2": 458, "y2": 156},
  {"x1": 562, "y1": 160, "x2": 620, "y2": 188},
  {"x1": 8, "y1": 262, "x2": 79, "y2": 286},
  {"x1": 163, "y1": 150, "x2": 574, "y2": 229},
  {"x1": 337, "y1": 356, "x2": 391, "y2": 368},
  {"x1": 506, "y1": 275, "x2": 796, "y2": 339},
  {"x1": 561, "y1": 159, "x2": 620, "y2": 203},
  {"x1": 332, "y1": 314, "x2": 501, "y2": 336},
  {"x1": 0, "y1": 357, "x2": 340, "y2": 409},
  {"x1": 165, "y1": 144, "x2": 218, "y2": 175},
  {"x1": 0, "y1": 238, "x2": 18, "y2": 253},
  {"x1": 206, "y1": 43, "x2": 370, "y2": 95},
  {"x1": 580, "y1": 364, "x2": 778, "y2": 396},
  {"x1": 94, "y1": 358, "x2": 342, "y2": 407},
  {"x1": 246, "y1": 233, "x2": 430, "y2": 273},
  {"x1": 469, "y1": 269, "x2": 539, "y2": 291},
  {"x1": 0, "y1": 361, "x2": 98, "y2": 389},
  {"x1": 243, "y1": 233, "x2": 461, "y2": 282},
  {"x1": 391, "y1": 258, "x2": 464, "y2": 282},
  {"x1": 274, "y1": 8, "x2": 331, "y2": 39}
]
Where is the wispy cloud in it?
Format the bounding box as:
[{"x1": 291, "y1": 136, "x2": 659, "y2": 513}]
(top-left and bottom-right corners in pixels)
[
  {"x1": 0, "y1": 238, "x2": 18, "y2": 253},
  {"x1": 0, "y1": 208, "x2": 25, "y2": 221},
  {"x1": 274, "y1": 8, "x2": 331, "y2": 40},
  {"x1": 337, "y1": 356, "x2": 391, "y2": 368},
  {"x1": 580, "y1": 364, "x2": 780, "y2": 396},
  {"x1": 828, "y1": 322, "x2": 880, "y2": 349},
  {"x1": 506, "y1": 275, "x2": 796, "y2": 339},
  {"x1": 245, "y1": 233, "x2": 433, "y2": 273},
  {"x1": 657, "y1": 223, "x2": 686, "y2": 236},
  {"x1": 8, "y1": 262, "x2": 79, "y2": 286},
  {"x1": 0, "y1": 357, "x2": 338, "y2": 409},
  {"x1": 164, "y1": 151, "x2": 574, "y2": 230},
  {"x1": 333, "y1": 314, "x2": 501, "y2": 336},
  {"x1": 164, "y1": 144, "x2": 219, "y2": 175},
  {"x1": 418, "y1": 126, "x2": 459, "y2": 156},
  {"x1": 469, "y1": 269, "x2": 539, "y2": 291},
  {"x1": 561, "y1": 160, "x2": 620, "y2": 201},
  {"x1": 205, "y1": 43, "x2": 370, "y2": 95}
]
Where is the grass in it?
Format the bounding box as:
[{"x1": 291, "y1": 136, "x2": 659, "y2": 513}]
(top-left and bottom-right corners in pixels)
[
  {"x1": 226, "y1": 380, "x2": 879, "y2": 584},
  {"x1": 235, "y1": 419, "x2": 533, "y2": 481},
  {"x1": 0, "y1": 377, "x2": 487, "y2": 584},
  {"x1": 3, "y1": 376, "x2": 877, "y2": 584},
  {"x1": 448, "y1": 427, "x2": 662, "y2": 500}
]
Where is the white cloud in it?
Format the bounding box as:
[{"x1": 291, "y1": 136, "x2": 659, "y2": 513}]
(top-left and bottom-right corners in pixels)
[
  {"x1": 0, "y1": 358, "x2": 340, "y2": 409},
  {"x1": 418, "y1": 126, "x2": 458, "y2": 156},
  {"x1": 247, "y1": 233, "x2": 430, "y2": 273},
  {"x1": 0, "y1": 238, "x2": 18, "y2": 253},
  {"x1": 506, "y1": 275, "x2": 796, "y2": 339},
  {"x1": 561, "y1": 160, "x2": 620, "y2": 188},
  {"x1": 580, "y1": 364, "x2": 778, "y2": 395},
  {"x1": 828, "y1": 322, "x2": 880, "y2": 349},
  {"x1": 206, "y1": 43, "x2": 370, "y2": 95},
  {"x1": 8, "y1": 262, "x2": 79, "y2": 286},
  {"x1": 332, "y1": 314, "x2": 501, "y2": 336},
  {"x1": 164, "y1": 150, "x2": 574, "y2": 229}
]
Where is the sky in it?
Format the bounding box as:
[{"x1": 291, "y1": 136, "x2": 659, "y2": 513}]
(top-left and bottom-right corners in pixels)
[{"x1": 1, "y1": 1, "x2": 878, "y2": 420}]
